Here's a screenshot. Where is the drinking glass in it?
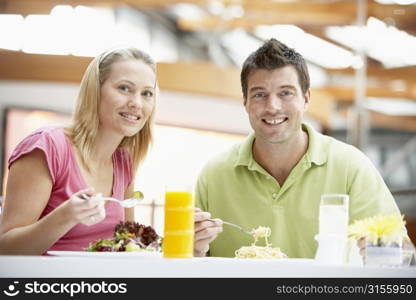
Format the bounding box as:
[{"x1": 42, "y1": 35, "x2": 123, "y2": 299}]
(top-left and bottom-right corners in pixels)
[
  {"x1": 163, "y1": 185, "x2": 194, "y2": 258},
  {"x1": 319, "y1": 194, "x2": 349, "y2": 236},
  {"x1": 315, "y1": 194, "x2": 349, "y2": 264}
]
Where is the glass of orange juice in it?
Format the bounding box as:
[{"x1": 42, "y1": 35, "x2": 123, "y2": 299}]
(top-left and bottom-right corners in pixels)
[{"x1": 163, "y1": 185, "x2": 194, "y2": 258}]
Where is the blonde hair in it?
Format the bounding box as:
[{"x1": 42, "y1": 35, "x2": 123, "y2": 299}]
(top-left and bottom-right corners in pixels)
[{"x1": 66, "y1": 47, "x2": 157, "y2": 176}]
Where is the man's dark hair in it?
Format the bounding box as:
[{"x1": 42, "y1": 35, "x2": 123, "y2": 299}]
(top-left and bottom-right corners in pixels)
[{"x1": 241, "y1": 38, "x2": 310, "y2": 103}]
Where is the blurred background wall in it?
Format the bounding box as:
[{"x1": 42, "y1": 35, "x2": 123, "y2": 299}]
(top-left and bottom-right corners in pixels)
[{"x1": 0, "y1": 0, "x2": 415, "y2": 240}]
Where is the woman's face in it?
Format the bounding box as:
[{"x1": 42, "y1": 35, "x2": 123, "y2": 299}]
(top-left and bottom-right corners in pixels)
[{"x1": 98, "y1": 59, "x2": 156, "y2": 139}]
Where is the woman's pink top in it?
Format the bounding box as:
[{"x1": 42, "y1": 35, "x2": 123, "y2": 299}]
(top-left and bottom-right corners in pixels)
[{"x1": 8, "y1": 126, "x2": 132, "y2": 252}]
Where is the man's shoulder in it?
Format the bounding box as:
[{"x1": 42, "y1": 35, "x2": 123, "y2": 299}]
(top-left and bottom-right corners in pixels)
[{"x1": 319, "y1": 132, "x2": 372, "y2": 166}]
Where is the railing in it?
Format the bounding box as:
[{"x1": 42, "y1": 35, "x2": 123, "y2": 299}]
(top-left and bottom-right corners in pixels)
[{"x1": 391, "y1": 189, "x2": 416, "y2": 196}]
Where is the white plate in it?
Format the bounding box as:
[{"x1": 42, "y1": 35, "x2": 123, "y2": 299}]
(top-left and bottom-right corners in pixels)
[
  {"x1": 47, "y1": 250, "x2": 162, "y2": 258},
  {"x1": 198, "y1": 257, "x2": 315, "y2": 264}
]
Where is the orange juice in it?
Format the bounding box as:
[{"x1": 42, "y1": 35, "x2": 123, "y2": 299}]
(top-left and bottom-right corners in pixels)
[{"x1": 164, "y1": 191, "x2": 194, "y2": 258}]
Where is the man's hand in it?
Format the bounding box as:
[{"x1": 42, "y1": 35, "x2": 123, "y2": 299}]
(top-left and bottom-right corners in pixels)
[
  {"x1": 194, "y1": 208, "x2": 223, "y2": 257},
  {"x1": 357, "y1": 237, "x2": 365, "y2": 257}
]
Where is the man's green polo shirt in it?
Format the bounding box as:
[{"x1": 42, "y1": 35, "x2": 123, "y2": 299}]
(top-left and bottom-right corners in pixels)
[{"x1": 195, "y1": 123, "x2": 400, "y2": 258}]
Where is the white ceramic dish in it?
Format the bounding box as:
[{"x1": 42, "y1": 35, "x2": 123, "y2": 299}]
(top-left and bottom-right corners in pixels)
[{"x1": 47, "y1": 250, "x2": 162, "y2": 258}]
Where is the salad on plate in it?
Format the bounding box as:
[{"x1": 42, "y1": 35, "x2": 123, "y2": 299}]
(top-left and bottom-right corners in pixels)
[{"x1": 86, "y1": 221, "x2": 162, "y2": 252}]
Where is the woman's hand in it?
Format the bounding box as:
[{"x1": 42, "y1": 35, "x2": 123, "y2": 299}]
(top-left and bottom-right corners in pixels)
[{"x1": 63, "y1": 188, "x2": 106, "y2": 226}]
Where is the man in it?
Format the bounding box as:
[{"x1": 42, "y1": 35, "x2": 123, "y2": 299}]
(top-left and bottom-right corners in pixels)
[{"x1": 193, "y1": 38, "x2": 404, "y2": 258}]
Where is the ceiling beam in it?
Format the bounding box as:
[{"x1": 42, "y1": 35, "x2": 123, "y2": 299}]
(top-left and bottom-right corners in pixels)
[
  {"x1": 0, "y1": 50, "x2": 414, "y2": 130},
  {"x1": 3, "y1": 0, "x2": 416, "y2": 32},
  {"x1": 368, "y1": 0, "x2": 416, "y2": 30},
  {"x1": 339, "y1": 107, "x2": 416, "y2": 132},
  {"x1": 157, "y1": 61, "x2": 241, "y2": 99},
  {"x1": 0, "y1": 49, "x2": 242, "y2": 98},
  {"x1": 0, "y1": 0, "x2": 214, "y2": 15},
  {"x1": 326, "y1": 66, "x2": 416, "y2": 96},
  {"x1": 1, "y1": 50, "x2": 414, "y2": 101},
  {"x1": 176, "y1": 1, "x2": 355, "y2": 31},
  {"x1": 0, "y1": 0, "x2": 119, "y2": 15},
  {"x1": 252, "y1": 0, "x2": 416, "y2": 30},
  {"x1": 0, "y1": 50, "x2": 91, "y2": 82},
  {"x1": 371, "y1": 112, "x2": 416, "y2": 132},
  {"x1": 326, "y1": 65, "x2": 416, "y2": 82},
  {"x1": 0, "y1": 49, "x2": 334, "y2": 125},
  {"x1": 177, "y1": 1, "x2": 416, "y2": 32},
  {"x1": 323, "y1": 86, "x2": 416, "y2": 102}
]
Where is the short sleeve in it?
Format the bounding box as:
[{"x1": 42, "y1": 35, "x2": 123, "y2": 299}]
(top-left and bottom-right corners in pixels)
[{"x1": 8, "y1": 130, "x2": 60, "y2": 184}]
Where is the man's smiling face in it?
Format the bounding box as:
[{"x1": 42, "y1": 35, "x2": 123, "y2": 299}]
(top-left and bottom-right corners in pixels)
[{"x1": 244, "y1": 65, "x2": 310, "y2": 145}]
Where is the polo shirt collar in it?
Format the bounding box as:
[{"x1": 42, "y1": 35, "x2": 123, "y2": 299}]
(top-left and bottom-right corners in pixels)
[
  {"x1": 302, "y1": 123, "x2": 328, "y2": 166},
  {"x1": 234, "y1": 123, "x2": 328, "y2": 168},
  {"x1": 234, "y1": 132, "x2": 255, "y2": 169}
]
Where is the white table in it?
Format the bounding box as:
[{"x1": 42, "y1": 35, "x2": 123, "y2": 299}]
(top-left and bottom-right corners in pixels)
[{"x1": 1, "y1": 255, "x2": 415, "y2": 277}]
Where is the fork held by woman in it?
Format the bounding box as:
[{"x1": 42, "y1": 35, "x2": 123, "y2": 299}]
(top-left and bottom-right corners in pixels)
[{"x1": 81, "y1": 191, "x2": 144, "y2": 208}]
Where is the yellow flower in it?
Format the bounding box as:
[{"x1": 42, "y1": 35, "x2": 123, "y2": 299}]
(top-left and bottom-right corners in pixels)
[{"x1": 348, "y1": 214, "x2": 407, "y2": 245}]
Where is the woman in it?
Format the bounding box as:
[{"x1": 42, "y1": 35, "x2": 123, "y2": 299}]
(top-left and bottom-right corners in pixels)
[{"x1": 0, "y1": 47, "x2": 157, "y2": 254}]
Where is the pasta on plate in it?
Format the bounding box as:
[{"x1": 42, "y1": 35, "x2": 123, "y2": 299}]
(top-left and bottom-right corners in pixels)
[{"x1": 235, "y1": 226, "x2": 287, "y2": 259}]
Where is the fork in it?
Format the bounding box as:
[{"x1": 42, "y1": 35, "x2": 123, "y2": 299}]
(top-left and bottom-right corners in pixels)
[
  {"x1": 82, "y1": 191, "x2": 144, "y2": 208},
  {"x1": 209, "y1": 219, "x2": 252, "y2": 236},
  {"x1": 100, "y1": 196, "x2": 142, "y2": 208}
]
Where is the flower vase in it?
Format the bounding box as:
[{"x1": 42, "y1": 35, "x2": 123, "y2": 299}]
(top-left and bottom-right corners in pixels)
[{"x1": 364, "y1": 238, "x2": 403, "y2": 268}]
